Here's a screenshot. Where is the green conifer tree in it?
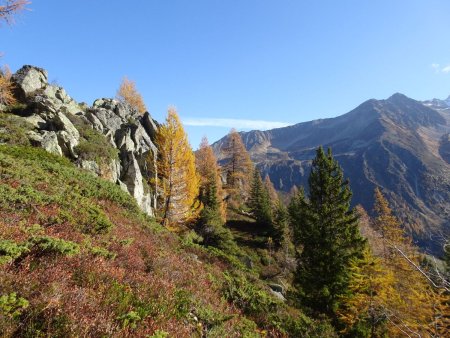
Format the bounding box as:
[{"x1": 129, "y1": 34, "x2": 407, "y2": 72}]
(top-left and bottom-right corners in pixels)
[
  {"x1": 290, "y1": 146, "x2": 365, "y2": 317},
  {"x1": 248, "y1": 170, "x2": 272, "y2": 227},
  {"x1": 196, "y1": 177, "x2": 238, "y2": 253},
  {"x1": 273, "y1": 199, "x2": 289, "y2": 248}
]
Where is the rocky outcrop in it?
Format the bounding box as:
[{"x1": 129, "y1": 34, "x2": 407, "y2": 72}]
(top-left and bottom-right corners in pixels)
[
  {"x1": 9, "y1": 65, "x2": 158, "y2": 216},
  {"x1": 12, "y1": 65, "x2": 48, "y2": 100}
]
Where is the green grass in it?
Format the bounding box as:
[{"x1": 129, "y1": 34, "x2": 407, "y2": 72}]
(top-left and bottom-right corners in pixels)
[{"x1": 0, "y1": 112, "x2": 33, "y2": 146}]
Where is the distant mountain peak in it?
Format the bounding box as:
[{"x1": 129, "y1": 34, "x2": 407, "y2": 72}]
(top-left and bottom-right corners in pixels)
[{"x1": 386, "y1": 92, "x2": 414, "y2": 103}]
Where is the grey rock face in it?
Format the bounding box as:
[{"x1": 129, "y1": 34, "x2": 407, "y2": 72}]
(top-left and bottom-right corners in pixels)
[
  {"x1": 54, "y1": 112, "x2": 80, "y2": 158},
  {"x1": 12, "y1": 65, "x2": 48, "y2": 100},
  {"x1": 40, "y1": 131, "x2": 63, "y2": 156},
  {"x1": 9, "y1": 65, "x2": 159, "y2": 217},
  {"x1": 120, "y1": 153, "x2": 154, "y2": 217}
]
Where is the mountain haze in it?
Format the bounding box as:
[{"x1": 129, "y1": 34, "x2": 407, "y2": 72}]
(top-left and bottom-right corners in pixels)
[{"x1": 213, "y1": 94, "x2": 450, "y2": 254}]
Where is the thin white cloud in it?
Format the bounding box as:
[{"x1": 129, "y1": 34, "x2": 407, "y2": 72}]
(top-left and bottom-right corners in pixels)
[
  {"x1": 182, "y1": 118, "x2": 291, "y2": 130},
  {"x1": 442, "y1": 65, "x2": 450, "y2": 73},
  {"x1": 431, "y1": 63, "x2": 450, "y2": 74}
]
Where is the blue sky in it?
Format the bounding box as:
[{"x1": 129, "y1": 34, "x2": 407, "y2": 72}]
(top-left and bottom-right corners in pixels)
[{"x1": 2, "y1": 0, "x2": 450, "y2": 148}]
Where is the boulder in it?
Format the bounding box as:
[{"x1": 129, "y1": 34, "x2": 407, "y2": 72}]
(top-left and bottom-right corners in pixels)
[
  {"x1": 269, "y1": 289, "x2": 286, "y2": 302},
  {"x1": 121, "y1": 153, "x2": 153, "y2": 216},
  {"x1": 131, "y1": 123, "x2": 156, "y2": 155},
  {"x1": 78, "y1": 159, "x2": 100, "y2": 175},
  {"x1": 12, "y1": 65, "x2": 48, "y2": 101},
  {"x1": 40, "y1": 131, "x2": 63, "y2": 156},
  {"x1": 141, "y1": 112, "x2": 158, "y2": 140},
  {"x1": 268, "y1": 283, "x2": 285, "y2": 294},
  {"x1": 116, "y1": 127, "x2": 136, "y2": 153},
  {"x1": 54, "y1": 112, "x2": 80, "y2": 158},
  {"x1": 23, "y1": 114, "x2": 47, "y2": 129},
  {"x1": 34, "y1": 85, "x2": 82, "y2": 116}
]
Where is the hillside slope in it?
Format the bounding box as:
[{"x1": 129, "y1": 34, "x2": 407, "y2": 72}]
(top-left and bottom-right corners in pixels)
[
  {"x1": 0, "y1": 70, "x2": 332, "y2": 337},
  {"x1": 0, "y1": 143, "x2": 335, "y2": 337},
  {"x1": 213, "y1": 94, "x2": 450, "y2": 254}
]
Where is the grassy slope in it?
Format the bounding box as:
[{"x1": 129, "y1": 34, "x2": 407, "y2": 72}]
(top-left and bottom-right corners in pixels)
[{"x1": 0, "y1": 145, "x2": 244, "y2": 337}]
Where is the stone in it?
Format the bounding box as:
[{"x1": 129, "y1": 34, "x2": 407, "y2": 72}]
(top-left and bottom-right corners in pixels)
[
  {"x1": 78, "y1": 159, "x2": 100, "y2": 175},
  {"x1": 116, "y1": 127, "x2": 136, "y2": 153},
  {"x1": 54, "y1": 112, "x2": 80, "y2": 158},
  {"x1": 85, "y1": 111, "x2": 104, "y2": 132},
  {"x1": 141, "y1": 112, "x2": 158, "y2": 140},
  {"x1": 121, "y1": 153, "x2": 153, "y2": 216},
  {"x1": 268, "y1": 283, "x2": 284, "y2": 294},
  {"x1": 109, "y1": 159, "x2": 121, "y2": 183},
  {"x1": 26, "y1": 130, "x2": 43, "y2": 145},
  {"x1": 23, "y1": 114, "x2": 47, "y2": 129},
  {"x1": 269, "y1": 289, "x2": 286, "y2": 302},
  {"x1": 40, "y1": 131, "x2": 62, "y2": 156},
  {"x1": 12, "y1": 65, "x2": 48, "y2": 101},
  {"x1": 131, "y1": 123, "x2": 155, "y2": 155}
]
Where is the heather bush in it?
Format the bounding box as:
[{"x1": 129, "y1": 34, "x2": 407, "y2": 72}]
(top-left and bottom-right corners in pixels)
[{"x1": 0, "y1": 293, "x2": 29, "y2": 319}]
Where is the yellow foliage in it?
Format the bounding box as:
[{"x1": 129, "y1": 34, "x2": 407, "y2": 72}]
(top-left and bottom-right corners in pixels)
[
  {"x1": 222, "y1": 129, "x2": 253, "y2": 203},
  {"x1": 0, "y1": 65, "x2": 16, "y2": 107},
  {"x1": 116, "y1": 76, "x2": 146, "y2": 114},
  {"x1": 264, "y1": 174, "x2": 278, "y2": 208},
  {"x1": 338, "y1": 247, "x2": 395, "y2": 336},
  {"x1": 154, "y1": 108, "x2": 199, "y2": 225},
  {"x1": 195, "y1": 136, "x2": 226, "y2": 221},
  {"x1": 372, "y1": 188, "x2": 437, "y2": 336},
  {"x1": 339, "y1": 190, "x2": 448, "y2": 336}
]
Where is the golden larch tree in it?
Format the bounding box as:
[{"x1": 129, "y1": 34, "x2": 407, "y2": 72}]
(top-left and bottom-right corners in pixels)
[
  {"x1": 264, "y1": 174, "x2": 278, "y2": 208},
  {"x1": 222, "y1": 129, "x2": 253, "y2": 203},
  {"x1": 155, "y1": 108, "x2": 199, "y2": 225},
  {"x1": 116, "y1": 76, "x2": 147, "y2": 114},
  {"x1": 372, "y1": 188, "x2": 436, "y2": 336},
  {"x1": 0, "y1": 65, "x2": 15, "y2": 107},
  {"x1": 195, "y1": 136, "x2": 226, "y2": 221},
  {"x1": 337, "y1": 246, "x2": 395, "y2": 337}
]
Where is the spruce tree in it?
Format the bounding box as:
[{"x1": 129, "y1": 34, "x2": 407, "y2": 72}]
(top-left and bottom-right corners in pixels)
[
  {"x1": 273, "y1": 199, "x2": 289, "y2": 247},
  {"x1": 248, "y1": 170, "x2": 272, "y2": 227},
  {"x1": 290, "y1": 146, "x2": 365, "y2": 316},
  {"x1": 196, "y1": 175, "x2": 238, "y2": 253}
]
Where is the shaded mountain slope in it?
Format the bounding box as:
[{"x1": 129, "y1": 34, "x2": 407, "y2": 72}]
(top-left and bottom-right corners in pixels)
[{"x1": 213, "y1": 94, "x2": 450, "y2": 254}]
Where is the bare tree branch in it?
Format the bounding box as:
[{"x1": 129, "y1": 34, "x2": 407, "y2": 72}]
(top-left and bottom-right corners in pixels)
[{"x1": 0, "y1": 0, "x2": 30, "y2": 25}]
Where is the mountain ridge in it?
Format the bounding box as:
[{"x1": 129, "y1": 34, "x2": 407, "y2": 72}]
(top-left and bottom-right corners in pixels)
[{"x1": 213, "y1": 93, "x2": 450, "y2": 254}]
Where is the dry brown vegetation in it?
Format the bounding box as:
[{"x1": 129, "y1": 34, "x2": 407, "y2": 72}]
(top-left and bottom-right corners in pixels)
[{"x1": 0, "y1": 65, "x2": 16, "y2": 107}]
